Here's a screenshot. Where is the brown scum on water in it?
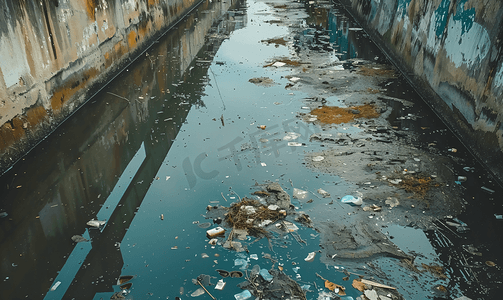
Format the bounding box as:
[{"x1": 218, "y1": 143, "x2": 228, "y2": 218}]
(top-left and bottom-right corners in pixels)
[
  {"x1": 310, "y1": 104, "x2": 380, "y2": 124},
  {"x1": 357, "y1": 65, "x2": 396, "y2": 77},
  {"x1": 399, "y1": 175, "x2": 440, "y2": 198},
  {"x1": 261, "y1": 37, "x2": 288, "y2": 47},
  {"x1": 263, "y1": 58, "x2": 302, "y2": 67}
]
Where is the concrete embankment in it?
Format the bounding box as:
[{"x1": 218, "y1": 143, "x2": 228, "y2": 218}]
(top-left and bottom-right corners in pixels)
[
  {"x1": 338, "y1": 0, "x2": 503, "y2": 182},
  {"x1": 0, "y1": 0, "x2": 205, "y2": 173}
]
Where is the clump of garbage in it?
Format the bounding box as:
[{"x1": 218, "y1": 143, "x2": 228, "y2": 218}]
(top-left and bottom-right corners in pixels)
[
  {"x1": 224, "y1": 198, "x2": 286, "y2": 234},
  {"x1": 204, "y1": 183, "x2": 312, "y2": 252},
  {"x1": 237, "y1": 267, "x2": 306, "y2": 300}
]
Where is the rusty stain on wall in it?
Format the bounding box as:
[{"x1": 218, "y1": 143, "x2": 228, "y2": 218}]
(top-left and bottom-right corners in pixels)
[{"x1": 0, "y1": 0, "x2": 204, "y2": 173}]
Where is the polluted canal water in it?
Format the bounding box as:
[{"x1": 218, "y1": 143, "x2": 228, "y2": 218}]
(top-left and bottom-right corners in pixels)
[{"x1": 0, "y1": 0, "x2": 502, "y2": 300}]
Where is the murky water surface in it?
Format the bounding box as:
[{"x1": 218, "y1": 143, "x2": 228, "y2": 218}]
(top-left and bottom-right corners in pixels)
[{"x1": 1, "y1": 1, "x2": 502, "y2": 300}]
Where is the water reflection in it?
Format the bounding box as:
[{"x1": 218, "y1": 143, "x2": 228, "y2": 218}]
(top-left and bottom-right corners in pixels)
[
  {"x1": 0, "y1": 0, "x2": 245, "y2": 299},
  {"x1": 293, "y1": 1, "x2": 381, "y2": 61}
]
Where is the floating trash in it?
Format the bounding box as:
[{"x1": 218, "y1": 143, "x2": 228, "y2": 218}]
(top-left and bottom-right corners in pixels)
[
  {"x1": 50, "y1": 281, "x2": 61, "y2": 291},
  {"x1": 216, "y1": 269, "x2": 230, "y2": 277},
  {"x1": 312, "y1": 156, "x2": 324, "y2": 162},
  {"x1": 259, "y1": 269, "x2": 273, "y2": 281},
  {"x1": 341, "y1": 195, "x2": 362, "y2": 206},
  {"x1": 86, "y1": 220, "x2": 106, "y2": 228},
  {"x1": 206, "y1": 227, "x2": 225, "y2": 238},
  {"x1": 283, "y1": 132, "x2": 301, "y2": 141},
  {"x1": 293, "y1": 188, "x2": 308, "y2": 200},
  {"x1": 198, "y1": 222, "x2": 212, "y2": 229},
  {"x1": 215, "y1": 279, "x2": 226, "y2": 290},
  {"x1": 191, "y1": 287, "x2": 205, "y2": 297},
  {"x1": 271, "y1": 62, "x2": 286, "y2": 67},
  {"x1": 304, "y1": 251, "x2": 316, "y2": 262},
  {"x1": 234, "y1": 290, "x2": 252, "y2": 300},
  {"x1": 71, "y1": 235, "x2": 88, "y2": 243},
  {"x1": 229, "y1": 271, "x2": 243, "y2": 278},
  {"x1": 317, "y1": 188, "x2": 330, "y2": 198},
  {"x1": 288, "y1": 142, "x2": 303, "y2": 146},
  {"x1": 120, "y1": 283, "x2": 132, "y2": 290},
  {"x1": 117, "y1": 275, "x2": 134, "y2": 285}
]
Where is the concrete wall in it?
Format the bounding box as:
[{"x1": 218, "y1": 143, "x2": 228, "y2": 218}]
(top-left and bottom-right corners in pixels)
[
  {"x1": 0, "y1": 0, "x2": 204, "y2": 173},
  {"x1": 338, "y1": 0, "x2": 503, "y2": 182}
]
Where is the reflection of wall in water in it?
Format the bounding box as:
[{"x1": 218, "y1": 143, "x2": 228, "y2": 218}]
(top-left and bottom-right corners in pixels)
[{"x1": 0, "y1": 0, "x2": 245, "y2": 299}]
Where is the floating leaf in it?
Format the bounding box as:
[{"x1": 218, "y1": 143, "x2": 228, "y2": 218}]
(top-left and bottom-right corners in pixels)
[
  {"x1": 325, "y1": 280, "x2": 346, "y2": 295},
  {"x1": 120, "y1": 283, "x2": 132, "y2": 290},
  {"x1": 486, "y1": 261, "x2": 496, "y2": 267},
  {"x1": 352, "y1": 279, "x2": 366, "y2": 292},
  {"x1": 117, "y1": 275, "x2": 134, "y2": 285}
]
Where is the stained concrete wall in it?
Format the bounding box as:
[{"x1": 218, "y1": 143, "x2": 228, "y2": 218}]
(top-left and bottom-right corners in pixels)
[
  {"x1": 338, "y1": 0, "x2": 503, "y2": 182},
  {"x1": 0, "y1": 0, "x2": 205, "y2": 173}
]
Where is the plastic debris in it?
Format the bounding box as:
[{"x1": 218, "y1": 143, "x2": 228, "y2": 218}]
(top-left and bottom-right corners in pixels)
[
  {"x1": 224, "y1": 241, "x2": 245, "y2": 252},
  {"x1": 448, "y1": 148, "x2": 457, "y2": 153},
  {"x1": 364, "y1": 289, "x2": 379, "y2": 300},
  {"x1": 317, "y1": 188, "x2": 330, "y2": 198},
  {"x1": 272, "y1": 62, "x2": 286, "y2": 67},
  {"x1": 312, "y1": 155, "x2": 324, "y2": 162},
  {"x1": 446, "y1": 218, "x2": 470, "y2": 233},
  {"x1": 217, "y1": 269, "x2": 230, "y2": 277},
  {"x1": 250, "y1": 254, "x2": 258, "y2": 260},
  {"x1": 259, "y1": 269, "x2": 273, "y2": 281},
  {"x1": 206, "y1": 227, "x2": 225, "y2": 238},
  {"x1": 268, "y1": 204, "x2": 279, "y2": 210},
  {"x1": 293, "y1": 188, "x2": 308, "y2": 200},
  {"x1": 457, "y1": 176, "x2": 467, "y2": 182},
  {"x1": 71, "y1": 235, "x2": 88, "y2": 243},
  {"x1": 215, "y1": 279, "x2": 226, "y2": 290},
  {"x1": 191, "y1": 287, "x2": 205, "y2": 297},
  {"x1": 283, "y1": 132, "x2": 301, "y2": 141},
  {"x1": 234, "y1": 290, "x2": 252, "y2": 300},
  {"x1": 241, "y1": 206, "x2": 256, "y2": 214},
  {"x1": 258, "y1": 220, "x2": 273, "y2": 227},
  {"x1": 288, "y1": 142, "x2": 303, "y2": 146},
  {"x1": 341, "y1": 195, "x2": 362, "y2": 206},
  {"x1": 283, "y1": 221, "x2": 299, "y2": 232},
  {"x1": 86, "y1": 220, "x2": 106, "y2": 228},
  {"x1": 208, "y1": 238, "x2": 218, "y2": 245},
  {"x1": 385, "y1": 197, "x2": 399, "y2": 208},
  {"x1": 481, "y1": 186, "x2": 495, "y2": 194},
  {"x1": 454, "y1": 296, "x2": 472, "y2": 300},
  {"x1": 388, "y1": 179, "x2": 402, "y2": 185},
  {"x1": 304, "y1": 251, "x2": 316, "y2": 262},
  {"x1": 234, "y1": 258, "x2": 249, "y2": 269},
  {"x1": 50, "y1": 281, "x2": 61, "y2": 291},
  {"x1": 363, "y1": 204, "x2": 382, "y2": 212},
  {"x1": 197, "y1": 222, "x2": 211, "y2": 229},
  {"x1": 201, "y1": 253, "x2": 209, "y2": 259},
  {"x1": 230, "y1": 271, "x2": 243, "y2": 278},
  {"x1": 495, "y1": 214, "x2": 503, "y2": 220}
]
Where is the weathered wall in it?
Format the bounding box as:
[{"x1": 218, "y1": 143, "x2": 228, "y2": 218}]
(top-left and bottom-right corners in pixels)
[
  {"x1": 338, "y1": 0, "x2": 503, "y2": 182},
  {"x1": 0, "y1": 0, "x2": 204, "y2": 173}
]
